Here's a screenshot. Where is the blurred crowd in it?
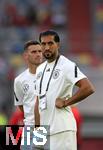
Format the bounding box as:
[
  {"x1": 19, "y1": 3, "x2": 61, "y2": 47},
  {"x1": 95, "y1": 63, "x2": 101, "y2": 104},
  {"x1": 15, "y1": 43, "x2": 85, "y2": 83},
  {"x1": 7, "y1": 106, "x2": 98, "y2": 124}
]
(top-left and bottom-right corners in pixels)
[
  {"x1": 0, "y1": 0, "x2": 67, "y2": 120},
  {"x1": 0, "y1": 0, "x2": 66, "y2": 28}
]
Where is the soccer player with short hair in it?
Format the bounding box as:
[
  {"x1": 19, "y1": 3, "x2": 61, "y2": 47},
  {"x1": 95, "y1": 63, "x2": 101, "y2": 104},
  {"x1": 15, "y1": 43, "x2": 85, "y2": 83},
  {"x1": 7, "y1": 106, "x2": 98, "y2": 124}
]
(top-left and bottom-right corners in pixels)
[
  {"x1": 35, "y1": 30, "x2": 95, "y2": 150},
  {"x1": 14, "y1": 40, "x2": 43, "y2": 150}
]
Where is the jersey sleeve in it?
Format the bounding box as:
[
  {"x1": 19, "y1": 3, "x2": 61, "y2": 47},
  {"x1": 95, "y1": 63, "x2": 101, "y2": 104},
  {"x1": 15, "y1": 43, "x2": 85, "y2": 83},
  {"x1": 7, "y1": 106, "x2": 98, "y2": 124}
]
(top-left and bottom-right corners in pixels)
[
  {"x1": 14, "y1": 79, "x2": 24, "y2": 106},
  {"x1": 65, "y1": 62, "x2": 87, "y2": 85}
]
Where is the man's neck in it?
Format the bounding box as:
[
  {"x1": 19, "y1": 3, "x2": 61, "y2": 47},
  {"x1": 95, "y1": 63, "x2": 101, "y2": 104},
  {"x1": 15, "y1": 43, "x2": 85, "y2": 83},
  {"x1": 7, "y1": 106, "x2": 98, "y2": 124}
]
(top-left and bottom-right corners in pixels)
[
  {"x1": 28, "y1": 64, "x2": 37, "y2": 74},
  {"x1": 47, "y1": 57, "x2": 56, "y2": 63},
  {"x1": 47, "y1": 52, "x2": 59, "y2": 63}
]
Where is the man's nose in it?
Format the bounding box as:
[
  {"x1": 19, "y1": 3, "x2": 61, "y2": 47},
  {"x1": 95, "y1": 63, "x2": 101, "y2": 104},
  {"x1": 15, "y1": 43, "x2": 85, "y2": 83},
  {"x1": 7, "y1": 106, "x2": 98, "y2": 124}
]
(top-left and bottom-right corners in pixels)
[
  {"x1": 36, "y1": 51, "x2": 41, "y2": 56},
  {"x1": 45, "y1": 44, "x2": 49, "y2": 50}
]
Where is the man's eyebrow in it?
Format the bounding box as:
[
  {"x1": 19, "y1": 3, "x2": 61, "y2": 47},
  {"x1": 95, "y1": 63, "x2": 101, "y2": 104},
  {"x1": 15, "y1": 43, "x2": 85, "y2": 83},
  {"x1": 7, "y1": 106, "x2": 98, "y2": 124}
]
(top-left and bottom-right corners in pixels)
[
  {"x1": 48, "y1": 41, "x2": 54, "y2": 43},
  {"x1": 31, "y1": 49, "x2": 41, "y2": 52},
  {"x1": 41, "y1": 41, "x2": 54, "y2": 44}
]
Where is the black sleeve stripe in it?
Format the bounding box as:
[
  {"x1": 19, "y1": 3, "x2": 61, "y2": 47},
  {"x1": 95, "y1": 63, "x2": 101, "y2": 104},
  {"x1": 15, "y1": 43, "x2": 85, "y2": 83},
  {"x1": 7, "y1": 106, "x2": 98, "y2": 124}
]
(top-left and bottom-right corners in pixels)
[
  {"x1": 14, "y1": 92, "x2": 19, "y2": 102},
  {"x1": 75, "y1": 65, "x2": 77, "y2": 78}
]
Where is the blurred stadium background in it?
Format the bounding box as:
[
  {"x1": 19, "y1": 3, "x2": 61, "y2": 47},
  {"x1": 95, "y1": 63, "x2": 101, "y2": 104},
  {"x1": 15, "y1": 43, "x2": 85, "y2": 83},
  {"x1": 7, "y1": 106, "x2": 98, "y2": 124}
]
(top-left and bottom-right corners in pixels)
[{"x1": 0, "y1": 0, "x2": 103, "y2": 149}]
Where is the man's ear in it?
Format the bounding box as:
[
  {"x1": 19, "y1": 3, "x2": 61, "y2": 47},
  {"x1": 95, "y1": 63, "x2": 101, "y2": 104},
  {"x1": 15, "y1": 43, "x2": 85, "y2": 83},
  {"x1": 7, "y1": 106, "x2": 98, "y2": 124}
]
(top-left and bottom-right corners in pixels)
[
  {"x1": 22, "y1": 52, "x2": 28, "y2": 64},
  {"x1": 57, "y1": 42, "x2": 60, "y2": 48}
]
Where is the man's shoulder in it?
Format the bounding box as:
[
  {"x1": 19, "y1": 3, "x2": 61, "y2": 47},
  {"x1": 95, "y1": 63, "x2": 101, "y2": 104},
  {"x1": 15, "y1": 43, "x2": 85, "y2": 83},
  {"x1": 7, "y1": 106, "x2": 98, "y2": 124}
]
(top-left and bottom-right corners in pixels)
[
  {"x1": 60, "y1": 55, "x2": 75, "y2": 66},
  {"x1": 14, "y1": 69, "x2": 28, "y2": 83}
]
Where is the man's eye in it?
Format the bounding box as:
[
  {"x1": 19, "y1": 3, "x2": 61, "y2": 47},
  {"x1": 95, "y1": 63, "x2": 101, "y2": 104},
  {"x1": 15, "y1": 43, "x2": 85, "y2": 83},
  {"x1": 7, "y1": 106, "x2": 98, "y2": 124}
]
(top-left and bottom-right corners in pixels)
[
  {"x1": 41, "y1": 43, "x2": 46, "y2": 46},
  {"x1": 48, "y1": 42, "x2": 53, "y2": 45},
  {"x1": 31, "y1": 51, "x2": 36, "y2": 53}
]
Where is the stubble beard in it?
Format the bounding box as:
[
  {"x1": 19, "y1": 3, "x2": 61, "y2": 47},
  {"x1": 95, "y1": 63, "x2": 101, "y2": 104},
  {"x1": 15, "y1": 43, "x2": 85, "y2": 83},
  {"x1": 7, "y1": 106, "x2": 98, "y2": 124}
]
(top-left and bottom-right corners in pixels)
[{"x1": 43, "y1": 52, "x2": 55, "y2": 61}]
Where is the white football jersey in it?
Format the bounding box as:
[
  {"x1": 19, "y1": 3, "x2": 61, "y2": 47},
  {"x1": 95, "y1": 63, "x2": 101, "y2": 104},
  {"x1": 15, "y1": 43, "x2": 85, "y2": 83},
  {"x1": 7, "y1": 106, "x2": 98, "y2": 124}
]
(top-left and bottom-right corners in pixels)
[
  {"x1": 14, "y1": 69, "x2": 36, "y2": 125},
  {"x1": 36, "y1": 55, "x2": 87, "y2": 135}
]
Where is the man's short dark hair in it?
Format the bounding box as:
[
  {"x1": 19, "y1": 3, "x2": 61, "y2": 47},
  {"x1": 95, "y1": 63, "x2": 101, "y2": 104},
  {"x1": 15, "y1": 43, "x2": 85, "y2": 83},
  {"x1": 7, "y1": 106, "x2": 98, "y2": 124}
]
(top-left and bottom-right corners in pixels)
[
  {"x1": 39, "y1": 30, "x2": 60, "y2": 43},
  {"x1": 24, "y1": 40, "x2": 40, "y2": 51}
]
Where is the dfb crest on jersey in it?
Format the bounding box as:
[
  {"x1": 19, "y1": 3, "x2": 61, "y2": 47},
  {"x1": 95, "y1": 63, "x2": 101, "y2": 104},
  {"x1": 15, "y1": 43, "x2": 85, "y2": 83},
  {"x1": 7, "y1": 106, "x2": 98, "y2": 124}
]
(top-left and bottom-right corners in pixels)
[
  {"x1": 53, "y1": 69, "x2": 60, "y2": 79},
  {"x1": 23, "y1": 84, "x2": 29, "y2": 93}
]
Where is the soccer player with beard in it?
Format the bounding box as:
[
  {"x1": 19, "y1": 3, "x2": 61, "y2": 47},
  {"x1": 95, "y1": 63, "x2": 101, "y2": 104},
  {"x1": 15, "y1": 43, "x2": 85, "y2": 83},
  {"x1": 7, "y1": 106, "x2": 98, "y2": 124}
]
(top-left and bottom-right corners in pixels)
[{"x1": 35, "y1": 30, "x2": 95, "y2": 150}]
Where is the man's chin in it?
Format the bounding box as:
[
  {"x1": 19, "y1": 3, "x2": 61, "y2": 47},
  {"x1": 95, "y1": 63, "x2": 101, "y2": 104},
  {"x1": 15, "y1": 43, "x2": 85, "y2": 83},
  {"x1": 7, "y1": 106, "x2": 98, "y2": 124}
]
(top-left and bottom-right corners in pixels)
[{"x1": 44, "y1": 54, "x2": 52, "y2": 59}]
